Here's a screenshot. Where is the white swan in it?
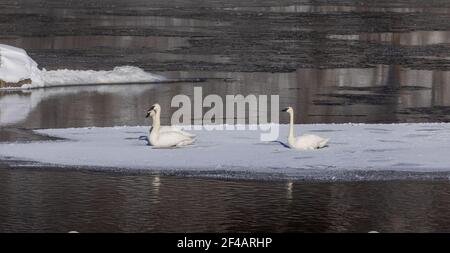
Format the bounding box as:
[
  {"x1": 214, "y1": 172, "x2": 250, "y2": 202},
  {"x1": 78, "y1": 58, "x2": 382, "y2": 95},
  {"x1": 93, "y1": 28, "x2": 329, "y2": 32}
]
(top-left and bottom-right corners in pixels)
[
  {"x1": 146, "y1": 104, "x2": 195, "y2": 148},
  {"x1": 147, "y1": 104, "x2": 195, "y2": 138},
  {"x1": 149, "y1": 125, "x2": 196, "y2": 138},
  {"x1": 282, "y1": 106, "x2": 329, "y2": 150}
]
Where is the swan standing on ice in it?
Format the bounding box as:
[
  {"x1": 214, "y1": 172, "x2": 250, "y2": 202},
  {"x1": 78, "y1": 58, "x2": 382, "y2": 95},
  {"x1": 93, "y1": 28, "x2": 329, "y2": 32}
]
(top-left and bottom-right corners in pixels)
[
  {"x1": 145, "y1": 104, "x2": 195, "y2": 148},
  {"x1": 282, "y1": 106, "x2": 329, "y2": 150}
]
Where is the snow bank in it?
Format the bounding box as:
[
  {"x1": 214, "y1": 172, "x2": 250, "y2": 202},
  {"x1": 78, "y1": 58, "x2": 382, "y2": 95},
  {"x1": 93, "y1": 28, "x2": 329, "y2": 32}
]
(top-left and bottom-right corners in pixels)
[
  {"x1": 1, "y1": 123, "x2": 450, "y2": 178},
  {"x1": 0, "y1": 44, "x2": 164, "y2": 89},
  {"x1": 0, "y1": 44, "x2": 43, "y2": 85},
  {"x1": 27, "y1": 66, "x2": 165, "y2": 89}
]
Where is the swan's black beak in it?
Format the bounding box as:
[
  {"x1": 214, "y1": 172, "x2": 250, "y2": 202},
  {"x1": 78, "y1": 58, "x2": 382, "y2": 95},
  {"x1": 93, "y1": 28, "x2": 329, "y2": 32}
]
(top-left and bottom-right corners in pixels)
[
  {"x1": 281, "y1": 108, "x2": 289, "y2": 112},
  {"x1": 145, "y1": 105, "x2": 155, "y2": 118}
]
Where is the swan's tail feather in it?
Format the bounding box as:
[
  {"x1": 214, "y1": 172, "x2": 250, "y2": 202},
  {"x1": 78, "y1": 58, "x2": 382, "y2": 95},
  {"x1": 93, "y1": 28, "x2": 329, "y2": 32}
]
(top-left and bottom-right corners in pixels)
[
  {"x1": 179, "y1": 130, "x2": 196, "y2": 138},
  {"x1": 175, "y1": 136, "x2": 196, "y2": 147},
  {"x1": 318, "y1": 138, "x2": 329, "y2": 148}
]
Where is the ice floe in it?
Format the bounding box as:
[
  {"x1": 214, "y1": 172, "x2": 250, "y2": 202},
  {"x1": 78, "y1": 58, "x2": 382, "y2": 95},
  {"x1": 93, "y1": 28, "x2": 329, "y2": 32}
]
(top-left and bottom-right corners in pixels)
[
  {"x1": 1, "y1": 123, "x2": 450, "y2": 178},
  {"x1": 0, "y1": 44, "x2": 43, "y2": 85},
  {"x1": 0, "y1": 44, "x2": 164, "y2": 89}
]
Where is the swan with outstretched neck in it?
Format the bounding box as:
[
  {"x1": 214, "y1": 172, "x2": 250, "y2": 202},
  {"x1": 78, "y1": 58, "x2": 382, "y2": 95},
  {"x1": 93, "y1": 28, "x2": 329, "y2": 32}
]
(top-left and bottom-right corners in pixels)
[
  {"x1": 282, "y1": 106, "x2": 329, "y2": 150},
  {"x1": 145, "y1": 104, "x2": 195, "y2": 148}
]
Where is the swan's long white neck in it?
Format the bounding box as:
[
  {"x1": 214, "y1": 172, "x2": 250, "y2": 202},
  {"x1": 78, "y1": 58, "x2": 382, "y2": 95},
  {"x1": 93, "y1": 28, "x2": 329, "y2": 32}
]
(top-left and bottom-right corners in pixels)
[
  {"x1": 288, "y1": 111, "x2": 295, "y2": 143},
  {"x1": 150, "y1": 110, "x2": 162, "y2": 140}
]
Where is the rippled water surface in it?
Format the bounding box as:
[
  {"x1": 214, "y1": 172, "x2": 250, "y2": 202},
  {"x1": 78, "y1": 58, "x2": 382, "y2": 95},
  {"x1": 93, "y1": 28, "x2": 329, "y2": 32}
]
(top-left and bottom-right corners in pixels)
[
  {"x1": 1, "y1": 0, "x2": 450, "y2": 232},
  {"x1": 2, "y1": 168, "x2": 450, "y2": 233}
]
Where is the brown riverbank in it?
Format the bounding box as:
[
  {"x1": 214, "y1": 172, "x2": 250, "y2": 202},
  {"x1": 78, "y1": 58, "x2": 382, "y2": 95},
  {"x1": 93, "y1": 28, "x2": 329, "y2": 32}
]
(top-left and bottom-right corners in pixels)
[{"x1": 0, "y1": 79, "x2": 31, "y2": 88}]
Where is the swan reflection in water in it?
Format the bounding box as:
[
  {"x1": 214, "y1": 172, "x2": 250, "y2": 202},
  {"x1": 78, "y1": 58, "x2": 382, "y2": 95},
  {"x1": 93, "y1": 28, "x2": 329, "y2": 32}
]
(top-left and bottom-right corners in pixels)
[{"x1": 286, "y1": 181, "x2": 293, "y2": 202}]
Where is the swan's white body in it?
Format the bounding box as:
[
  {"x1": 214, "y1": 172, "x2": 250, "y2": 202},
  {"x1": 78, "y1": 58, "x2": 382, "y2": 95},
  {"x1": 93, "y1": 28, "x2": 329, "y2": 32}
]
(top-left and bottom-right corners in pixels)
[
  {"x1": 288, "y1": 134, "x2": 328, "y2": 150},
  {"x1": 149, "y1": 125, "x2": 196, "y2": 138},
  {"x1": 284, "y1": 107, "x2": 329, "y2": 150},
  {"x1": 147, "y1": 104, "x2": 195, "y2": 148}
]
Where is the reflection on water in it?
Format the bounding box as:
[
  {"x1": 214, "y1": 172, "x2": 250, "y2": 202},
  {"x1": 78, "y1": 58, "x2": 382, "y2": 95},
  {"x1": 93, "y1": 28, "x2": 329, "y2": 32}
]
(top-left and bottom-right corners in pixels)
[
  {"x1": 165, "y1": 66, "x2": 450, "y2": 123},
  {"x1": 224, "y1": 5, "x2": 360, "y2": 13},
  {"x1": 1, "y1": 65, "x2": 449, "y2": 131},
  {"x1": 91, "y1": 15, "x2": 228, "y2": 32},
  {"x1": 3, "y1": 0, "x2": 450, "y2": 74},
  {"x1": 1, "y1": 168, "x2": 450, "y2": 232},
  {"x1": 152, "y1": 175, "x2": 161, "y2": 201},
  {"x1": 294, "y1": 66, "x2": 450, "y2": 122},
  {"x1": 1, "y1": 0, "x2": 450, "y2": 234},
  {"x1": 0, "y1": 35, "x2": 230, "y2": 70},
  {"x1": 0, "y1": 84, "x2": 158, "y2": 127},
  {"x1": 0, "y1": 10, "x2": 230, "y2": 70},
  {"x1": 328, "y1": 31, "x2": 450, "y2": 46},
  {"x1": 286, "y1": 181, "x2": 293, "y2": 201},
  {"x1": 1, "y1": 35, "x2": 189, "y2": 50},
  {"x1": 223, "y1": 5, "x2": 450, "y2": 14}
]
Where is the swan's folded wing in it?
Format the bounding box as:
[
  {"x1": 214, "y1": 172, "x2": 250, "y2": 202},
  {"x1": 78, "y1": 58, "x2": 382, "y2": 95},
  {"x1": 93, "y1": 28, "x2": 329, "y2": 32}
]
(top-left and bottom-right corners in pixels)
[
  {"x1": 296, "y1": 134, "x2": 328, "y2": 149},
  {"x1": 156, "y1": 131, "x2": 195, "y2": 147},
  {"x1": 158, "y1": 126, "x2": 196, "y2": 137}
]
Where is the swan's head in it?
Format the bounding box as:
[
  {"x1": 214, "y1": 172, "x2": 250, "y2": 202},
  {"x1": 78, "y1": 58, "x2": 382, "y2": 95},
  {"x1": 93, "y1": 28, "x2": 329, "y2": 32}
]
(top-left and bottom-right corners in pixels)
[
  {"x1": 282, "y1": 106, "x2": 293, "y2": 114},
  {"x1": 145, "y1": 103, "x2": 161, "y2": 118}
]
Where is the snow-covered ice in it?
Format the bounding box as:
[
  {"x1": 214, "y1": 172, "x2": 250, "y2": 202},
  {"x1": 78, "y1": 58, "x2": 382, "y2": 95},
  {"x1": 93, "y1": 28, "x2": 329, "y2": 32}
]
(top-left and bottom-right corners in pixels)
[
  {"x1": 29, "y1": 66, "x2": 165, "y2": 88},
  {"x1": 1, "y1": 123, "x2": 450, "y2": 178},
  {"x1": 0, "y1": 44, "x2": 164, "y2": 88},
  {"x1": 0, "y1": 44, "x2": 43, "y2": 85}
]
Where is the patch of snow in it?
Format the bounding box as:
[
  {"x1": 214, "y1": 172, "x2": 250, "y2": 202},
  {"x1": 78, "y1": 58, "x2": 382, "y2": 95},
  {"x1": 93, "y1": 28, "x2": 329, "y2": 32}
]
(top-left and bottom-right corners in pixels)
[
  {"x1": 30, "y1": 66, "x2": 165, "y2": 88},
  {"x1": 1, "y1": 123, "x2": 450, "y2": 177},
  {"x1": 0, "y1": 44, "x2": 43, "y2": 85},
  {"x1": 0, "y1": 44, "x2": 164, "y2": 89}
]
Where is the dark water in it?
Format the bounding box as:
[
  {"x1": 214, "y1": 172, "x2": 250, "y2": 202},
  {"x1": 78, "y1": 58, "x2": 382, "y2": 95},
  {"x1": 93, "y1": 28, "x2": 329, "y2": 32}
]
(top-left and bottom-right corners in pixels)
[
  {"x1": 2, "y1": 167, "x2": 450, "y2": 233},
  {"x1": 2, "y1": 0, "x2": 450, "y2": 232},
  {"x1": 1, "y1": 68, "x2": 450, "y2": 132},
  {"x1": 2, "y1": 0, "x2": 450, "y2": 129}
]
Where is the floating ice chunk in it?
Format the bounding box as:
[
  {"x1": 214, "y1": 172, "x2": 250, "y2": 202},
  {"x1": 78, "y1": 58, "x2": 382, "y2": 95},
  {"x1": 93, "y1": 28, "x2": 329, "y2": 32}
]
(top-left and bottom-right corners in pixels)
[
  {"x1": 22, "y1": 65, "x2": 165, "y2": 89},
  {"x1": 0, "y1": 44, "x2": 43, "y2": 85},
  {"x1": 0, "y1": 44, "x2": 164, "y2": 89},
  {"x1": 1, "y1": 123, "x2": 450, "y2": 180}
]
